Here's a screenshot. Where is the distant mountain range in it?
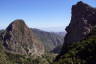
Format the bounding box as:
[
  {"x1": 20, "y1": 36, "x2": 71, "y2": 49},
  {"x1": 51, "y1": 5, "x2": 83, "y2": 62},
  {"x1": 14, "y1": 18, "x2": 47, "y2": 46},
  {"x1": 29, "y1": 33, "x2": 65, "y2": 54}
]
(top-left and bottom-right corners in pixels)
[
  {"x1": 31, "y1": 28, "x2": 65, "y2": 53},
  {"x1": 39, "y1": 27, "x2": 66, "y2": 32}
]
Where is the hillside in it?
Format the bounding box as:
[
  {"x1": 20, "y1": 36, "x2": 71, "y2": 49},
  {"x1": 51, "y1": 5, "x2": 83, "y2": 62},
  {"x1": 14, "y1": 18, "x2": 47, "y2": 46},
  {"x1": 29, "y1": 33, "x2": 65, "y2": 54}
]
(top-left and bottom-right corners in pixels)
[
  {"x1": 1, "y1": 1, "x2": 96, "y2": 64},
  {"x1": 0, "y1": 20, "x2": 64, "y2": 64},
  {"x1": 0, "y1": 21, "x2": 58, "y2": 64},
  {"x1": 2, "y1": 19, "x2": 44, "y2": 56},
  {"x1": 0, "y1": 41, "x2": 56, "y2": 64},
  {"x1": 31, "y1": 28, "x2": 64, "y2": 53},
  {"x1": 54, "y1": 26, "x2": 96, "y2": 64},
  {"x1": 54, "y1": 1, "x2": 96, "y2": 64}
]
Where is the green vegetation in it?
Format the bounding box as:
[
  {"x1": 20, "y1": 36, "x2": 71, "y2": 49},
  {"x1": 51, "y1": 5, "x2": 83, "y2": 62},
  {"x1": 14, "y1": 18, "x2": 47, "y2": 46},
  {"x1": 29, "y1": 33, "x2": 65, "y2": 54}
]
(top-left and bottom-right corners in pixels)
[
  {"x1": 0, "y1": 40, "x2": 56, "y2": 64},
  {"x1": 1, "y1": 25, "x2": 96, "y2": 64},
  {"x1": 53, "y1": 27, "x2": 96, "y2": 64},
  {"x1": 0, "y1": 40, "x2": 13, "y2": 64},
  {"x1": 32, "y1": 28, "x2": 64, "y2": 53},
  {"x1": 0, "y1": 28, "x2": 58, "y2": 64}
]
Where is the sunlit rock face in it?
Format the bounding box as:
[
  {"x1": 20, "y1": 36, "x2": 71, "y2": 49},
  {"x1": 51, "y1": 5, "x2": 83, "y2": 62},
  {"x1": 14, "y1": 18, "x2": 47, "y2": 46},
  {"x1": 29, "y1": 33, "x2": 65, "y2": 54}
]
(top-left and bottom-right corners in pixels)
[{"x1": 3, "y1": 19, "x2": 44, "y2": 56}]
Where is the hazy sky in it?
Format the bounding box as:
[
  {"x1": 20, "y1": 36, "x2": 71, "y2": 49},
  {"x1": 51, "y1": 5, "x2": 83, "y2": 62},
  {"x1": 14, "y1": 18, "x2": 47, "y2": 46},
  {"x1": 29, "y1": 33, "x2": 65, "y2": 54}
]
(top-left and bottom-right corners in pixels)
[{"x1": 0, "y1": 0, "x2": 96, "y2": 32}]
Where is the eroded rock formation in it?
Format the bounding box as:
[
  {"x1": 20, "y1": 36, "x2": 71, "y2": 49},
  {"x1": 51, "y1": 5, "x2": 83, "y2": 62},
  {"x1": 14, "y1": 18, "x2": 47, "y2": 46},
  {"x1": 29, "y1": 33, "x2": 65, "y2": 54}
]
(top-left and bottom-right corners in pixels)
[
  {"x1": 3, "y1": 19, "x2": 44, "y2": 56},
  {"x1": 55, "y1": 1, "x2": 96, "y2": 60},
  {"x1": 64, "y1": 1, "x2": 96, "y2": 45}
]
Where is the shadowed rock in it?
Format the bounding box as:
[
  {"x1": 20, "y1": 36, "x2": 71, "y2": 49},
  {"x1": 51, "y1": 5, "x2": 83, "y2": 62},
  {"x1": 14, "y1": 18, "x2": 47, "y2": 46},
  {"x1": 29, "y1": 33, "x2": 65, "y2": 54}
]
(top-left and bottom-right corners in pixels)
[
  {"x1": 64, "y1": 1, "x2": 96, "y2": 46},
  {"x1": 55, "y1": 1, "x2": 96, "y2": 61}
]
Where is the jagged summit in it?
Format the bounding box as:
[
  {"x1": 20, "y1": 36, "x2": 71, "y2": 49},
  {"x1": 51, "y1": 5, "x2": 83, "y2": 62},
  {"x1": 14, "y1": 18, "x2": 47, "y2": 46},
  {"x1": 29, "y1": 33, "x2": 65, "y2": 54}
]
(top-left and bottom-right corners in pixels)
[
  {"x1": 72, "y1": 1, "x2": 96, "y2": 19},
  {"x1": 55, "y1": 2, "x2": 96, "y2": 63},
  {"x1": 73, "y1": 1, "x2": 94, "y2": 8},
  {"x1": 65, "y1": 1, "x2": 96, "y2": 45},
  {"x1": 57, "y1": 1, "x2": 96, "y2": 58},
  {"x1": 76, "y1": 1, "x2": 90, "y2": 6}
]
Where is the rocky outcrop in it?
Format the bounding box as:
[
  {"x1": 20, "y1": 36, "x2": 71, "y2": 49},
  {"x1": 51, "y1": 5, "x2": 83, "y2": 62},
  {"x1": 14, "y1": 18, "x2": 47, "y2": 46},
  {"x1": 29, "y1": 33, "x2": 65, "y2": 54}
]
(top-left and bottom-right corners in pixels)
[
  {"x1": 55, "y1": 1, "x2": 96, "y2": 60},
  {"x1": 2, "y1": 19, "x2": 44, "y2": 56},
  {"x1": 64, "y1": 1, "x2": 96, "y2": 45}
]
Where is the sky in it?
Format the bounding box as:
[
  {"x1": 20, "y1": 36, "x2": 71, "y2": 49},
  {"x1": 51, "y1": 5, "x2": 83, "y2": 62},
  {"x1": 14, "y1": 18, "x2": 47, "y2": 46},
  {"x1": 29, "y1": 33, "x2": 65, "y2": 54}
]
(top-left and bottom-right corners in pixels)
[{"x1": 0, "y1": 0, "x2": 96, "y2": 32}]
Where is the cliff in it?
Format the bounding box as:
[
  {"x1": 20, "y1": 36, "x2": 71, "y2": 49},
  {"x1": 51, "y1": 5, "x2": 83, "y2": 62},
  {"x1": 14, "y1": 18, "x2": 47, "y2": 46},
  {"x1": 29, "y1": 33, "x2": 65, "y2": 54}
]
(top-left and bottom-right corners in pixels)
[
  {"x1": 55, "y1": 1, "x2": 96, "y2": 61},
  {"x1": 64, "y1": 1, "x2": 96, "y2": 45},
  {"x1": 2, "y1": 19, "x2": 44, "y2": 56}
]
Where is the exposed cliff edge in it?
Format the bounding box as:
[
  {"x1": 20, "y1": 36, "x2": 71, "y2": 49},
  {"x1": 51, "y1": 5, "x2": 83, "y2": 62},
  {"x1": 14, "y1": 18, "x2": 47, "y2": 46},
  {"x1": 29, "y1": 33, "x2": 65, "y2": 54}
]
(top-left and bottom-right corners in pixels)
[
  {"x1": 56, "y1": 1, "x2": 96, "y2": 61},
  {"x1": 64, "y1": 1, "x2": 96, "y2": 45},
  {"x1": 2, "y1": 19, "x2": 44, "y2": 56}
]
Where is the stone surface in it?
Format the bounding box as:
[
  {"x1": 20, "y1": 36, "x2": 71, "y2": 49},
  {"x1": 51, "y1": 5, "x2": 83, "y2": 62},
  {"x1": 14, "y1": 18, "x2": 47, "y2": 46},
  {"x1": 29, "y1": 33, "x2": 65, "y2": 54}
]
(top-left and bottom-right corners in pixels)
[
  {"x1": 2, "y1": 19, "x2": 44, "y2": 56},
  {"x1": 64, "y1": 1, "x2": 96, "y2": 45},
  {"x1": 55, "y1": 1, "x2": 96, "y2": 60}
]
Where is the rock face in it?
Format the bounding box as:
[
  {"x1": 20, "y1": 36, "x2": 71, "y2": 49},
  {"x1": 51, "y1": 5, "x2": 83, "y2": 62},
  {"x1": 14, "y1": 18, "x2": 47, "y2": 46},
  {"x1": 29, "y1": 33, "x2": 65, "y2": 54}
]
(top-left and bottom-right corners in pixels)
[
  {"x1": 55, "y1": 1, "x2": 96, "y2": 61},
  {"x1": 64, "y1": 1, "x2": 96, "y2": 46},
  {"x1": 2, "y1": 19, "x2": 44, "y2": 56}
]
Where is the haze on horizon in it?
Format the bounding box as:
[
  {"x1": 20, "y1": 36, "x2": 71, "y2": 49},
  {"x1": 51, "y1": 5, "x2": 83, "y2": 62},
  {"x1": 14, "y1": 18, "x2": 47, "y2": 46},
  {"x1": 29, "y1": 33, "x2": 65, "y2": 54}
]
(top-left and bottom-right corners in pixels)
[{"x1": 0, "y1": 0, "x2": 96, "y2": 32}]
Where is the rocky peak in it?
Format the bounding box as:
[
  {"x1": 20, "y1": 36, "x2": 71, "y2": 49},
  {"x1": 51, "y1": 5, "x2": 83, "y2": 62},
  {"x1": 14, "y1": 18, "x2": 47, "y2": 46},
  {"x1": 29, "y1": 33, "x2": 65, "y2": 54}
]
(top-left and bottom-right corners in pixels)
[
  {"x1": 55, "y1": 1, "x2": 96, "y2": 61},
  {"x1": 3, "y1": 19, "x2": 44, "y2": 56},
  {"x1": 72, "y1": 1, "x2": 96, "y2": 20},
  {"x1": 6, "y1": 19, "x2": 27, "y2": 32},
  {"x1": 64, "y1": 1, "x2": 96, "y2": 45}
]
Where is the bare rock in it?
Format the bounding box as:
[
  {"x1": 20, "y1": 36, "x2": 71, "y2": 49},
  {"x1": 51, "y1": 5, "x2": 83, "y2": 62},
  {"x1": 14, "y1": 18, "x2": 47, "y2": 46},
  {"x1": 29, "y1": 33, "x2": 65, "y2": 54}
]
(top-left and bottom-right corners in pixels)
[
  {"x1": 64, "y1": 1, "x2": 96, "y2": 45},
  {"x1": 56, "y1": 2, "x2": 96, "y2": 60},
  {"x1": 3, "y1": 19, "x2": 44, "y2": 56}
]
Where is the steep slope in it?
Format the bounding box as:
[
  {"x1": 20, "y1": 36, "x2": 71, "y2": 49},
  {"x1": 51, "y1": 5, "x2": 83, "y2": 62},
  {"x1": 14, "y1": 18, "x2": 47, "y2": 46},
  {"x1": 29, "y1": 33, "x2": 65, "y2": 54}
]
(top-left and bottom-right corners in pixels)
[
  {"x1": 0, "y1": 40, "x2": 51, "y2": 64},
  {"x1": 2, "y1": 19, "x2": 44, "y2": 56},
  {"x1": 55, "y1": 32, "x2": 66, "y2": 37},
  {"x1": 0, "y1": 29, "x2": 56, "y2": 64},
  {"x1": 64, "y1": 1, "x2": 96, "y2": 45},
  {"x1": 31, "y1": 28, "x2": 64, "y2": 53},
  {"x1": 54, "y1": 1, "x2": 96, "y2": 64},
  {"x1": 0, "y1": 39, "x2": 13, "y2": 64},
  {"x1": 60, "y1": 1, "x2": 96, "y2": 55},
  {"x1": 54, "y1": 26, "x2": 96, "y2": 64}
]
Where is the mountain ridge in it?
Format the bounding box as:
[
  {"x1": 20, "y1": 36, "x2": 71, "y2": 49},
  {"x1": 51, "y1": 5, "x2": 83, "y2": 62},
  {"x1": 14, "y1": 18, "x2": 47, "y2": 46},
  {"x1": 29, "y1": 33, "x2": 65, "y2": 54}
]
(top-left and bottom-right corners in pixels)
[
  {"x1": 31, "y1": 28, "x2": 64, "y2": 53},
  {"x1": 54, "y1": 1, "x2": 96, "y2": 64}
]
